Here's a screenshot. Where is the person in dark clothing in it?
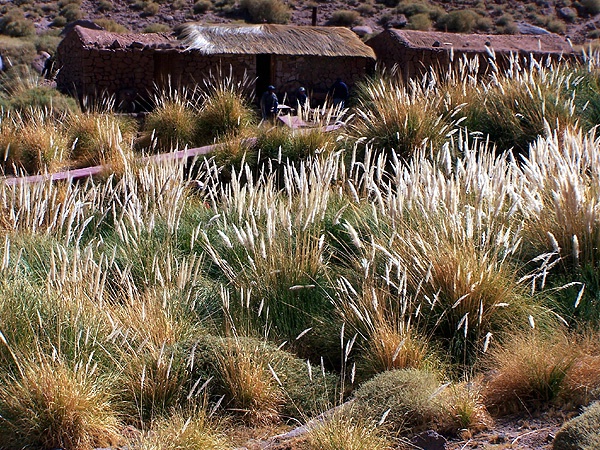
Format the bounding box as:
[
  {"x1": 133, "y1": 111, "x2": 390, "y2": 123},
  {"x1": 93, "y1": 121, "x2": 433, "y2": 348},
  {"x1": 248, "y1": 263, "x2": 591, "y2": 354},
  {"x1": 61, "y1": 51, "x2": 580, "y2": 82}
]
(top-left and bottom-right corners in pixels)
[
  {"x1": 297, "y1": 86, "x2": 308, "y2": 108},
  {"x1": 260, "y1": 85, "x2": 278, "y2": 120},
  {"x1": 330, "y1": 78, "x2": 349, "y2": 108}
]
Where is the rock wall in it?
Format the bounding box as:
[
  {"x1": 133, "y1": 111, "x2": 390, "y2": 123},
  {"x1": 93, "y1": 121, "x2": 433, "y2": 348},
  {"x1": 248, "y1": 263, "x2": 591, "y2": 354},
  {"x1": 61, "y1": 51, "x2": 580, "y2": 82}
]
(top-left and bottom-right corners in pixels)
[{"x1": 273, "y1": 55, "x2": 373, "y2": 102}]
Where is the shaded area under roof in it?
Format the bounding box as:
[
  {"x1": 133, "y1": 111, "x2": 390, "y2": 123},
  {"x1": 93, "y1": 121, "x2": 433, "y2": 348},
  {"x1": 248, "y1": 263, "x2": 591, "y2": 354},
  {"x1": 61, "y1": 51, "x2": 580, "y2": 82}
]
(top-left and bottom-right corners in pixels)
[
  {"x1": 382, "y1": 29, "x2": 574, "y2": 54},
  {"x1": 180, "y1": 23, "x2": 376, "y2": 58}
]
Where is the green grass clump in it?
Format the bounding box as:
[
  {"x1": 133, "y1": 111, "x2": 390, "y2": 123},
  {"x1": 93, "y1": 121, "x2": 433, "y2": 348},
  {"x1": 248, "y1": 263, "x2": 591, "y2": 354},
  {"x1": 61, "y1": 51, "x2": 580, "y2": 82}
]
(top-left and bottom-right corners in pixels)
[
  {"x1": 347, "y1": 369, "x2": 447, "y2": 435},
  {"x1": 328, "y1": 10, "x2": 362, "y2": 27},
  {"x1": 143, "y1": 98, "x2": 199, "y2": 152},
  {"x1": 553, "y1": 402, "x2": 600, "y2": 450},
  {"x1": 436, "y1": 9, "x2": 479, "y2": 33},
  {"x1": 0, "y1": 8, "x2": 35, "y2": 37},
  {"x1": 239, "y1": 0, "x2": 290, "y2": 24}
]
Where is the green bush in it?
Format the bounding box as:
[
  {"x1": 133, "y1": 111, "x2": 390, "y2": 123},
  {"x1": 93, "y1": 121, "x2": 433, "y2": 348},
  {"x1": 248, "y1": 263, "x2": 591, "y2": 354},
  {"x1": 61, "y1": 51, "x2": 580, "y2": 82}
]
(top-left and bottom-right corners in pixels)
[
  {"x1": 408, "y1": 13, "x2": 432, "y2": 30},
  {"x1": 193, "y1": 0, "x2": 212, "y2": 13},
  {"x1": 59, "y1": 3, "x2": 83, "y2": 21},
  {"x1": 240, "y1": 0, "x2": 290, "y2": 24},
  {"x1": 347, "y1": 369, "x2": 447, "y2": 435},
  {"x1": 546, "y1": 19, "x2": 566, "y2": 33},
  {"x1": 396, "y1": 2, "x2": 430, "y2": 17},
  {"x1": 0, "y1": 9, "x2": 35, "y2": 37},
  {"x1": 0, "y1": 35, "x2": 37, "y2": 67},
  {"x1": 582, "y1": 0, "x2": 600, "y2": 15},
  {"x1": 436, "y1": 10, "x2": 479, "y2": 33},
  {"x1": 328, "y1": 10, "x2": 362, "y2": 26},
  {"x1": 143, "y1": 23, "x2": 171, "y2": 33},
  {"x1": 553, "y1": 402, "x2": 600, "y2": 450},
  {"x1": 94, "y1": 19, "x2": 129, "y2": 32},
  {"x1": 142, "y1": 1, "x2": 161, "y2": 16},
  {"x1": 97, "y1": 0, "x2": 113, "y2": 12}
]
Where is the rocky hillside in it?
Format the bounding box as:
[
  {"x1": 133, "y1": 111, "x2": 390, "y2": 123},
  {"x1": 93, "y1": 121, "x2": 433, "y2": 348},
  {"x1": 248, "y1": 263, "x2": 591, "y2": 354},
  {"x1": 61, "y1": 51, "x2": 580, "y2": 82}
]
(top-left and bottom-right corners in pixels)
[{"x1": 2, "y1": 0, "x2": 600, "y2": 45}]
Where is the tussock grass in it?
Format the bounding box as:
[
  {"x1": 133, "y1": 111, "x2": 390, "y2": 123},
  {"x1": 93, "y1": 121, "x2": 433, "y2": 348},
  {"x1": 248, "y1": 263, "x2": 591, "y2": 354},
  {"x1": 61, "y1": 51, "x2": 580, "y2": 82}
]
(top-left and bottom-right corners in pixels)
[
  {"x1": 307, "y1": 413, "x2": 392, "y2": 450},
  {"x1": 0, "y1": 355, "x2": 121, "y2": 450}
]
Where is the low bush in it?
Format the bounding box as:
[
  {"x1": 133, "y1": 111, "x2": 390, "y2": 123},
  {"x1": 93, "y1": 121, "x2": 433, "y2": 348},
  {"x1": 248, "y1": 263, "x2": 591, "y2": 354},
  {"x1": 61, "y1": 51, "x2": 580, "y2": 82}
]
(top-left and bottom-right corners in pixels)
[
  {"x1": 0, "y1": 35, "x2": 37, "y2": 68},
  {"x1": 0, "y1": 9, "x2": 35, "y2": 37},
  {"x1": 59, "y1": 3, "x2": 83, "y2": 21},
  {"x1": 94, "y1": 19, "x2": 129, "y2": 33},
  {"x1": 143, "y1": 23, "x2": 171, "y2": 33},
  {"x1": 142, "y1": 1, "x2": 161, "y2": 16},
  {"x1": 328, "y1": 10, "x2": 362, "y2": 27},
  {"x1": 97, "y1": 0, "x2": 113, "y2": 12},
  {"x1": 553, "y1": 402, "x2": 600, "y2": 450},
  {"x1": 240, "y1": 0, "x2": 291, "y2": 24},
  {"x1": 408, "y1": 13, "x2": 432, "y2": 30},
  {"x1": 436, "y1": 10, "x2": 479, "y2": 33},
  {"x1": 347, "y1": 369, "x2": 447, "y2": 435},
  {"x1": 582, "y1": 0, "x2": 600, "y2": 15},
  {"x1": 193, "y1": 0, "x2": 211, "y2": 14}
]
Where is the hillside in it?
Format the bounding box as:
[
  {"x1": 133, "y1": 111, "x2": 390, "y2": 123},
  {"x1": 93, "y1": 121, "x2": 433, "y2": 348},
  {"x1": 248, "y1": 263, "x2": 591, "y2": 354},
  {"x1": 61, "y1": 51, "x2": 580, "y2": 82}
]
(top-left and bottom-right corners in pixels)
[{"x1": 2, "y1": 0, "x2": 600, "y2": 45}]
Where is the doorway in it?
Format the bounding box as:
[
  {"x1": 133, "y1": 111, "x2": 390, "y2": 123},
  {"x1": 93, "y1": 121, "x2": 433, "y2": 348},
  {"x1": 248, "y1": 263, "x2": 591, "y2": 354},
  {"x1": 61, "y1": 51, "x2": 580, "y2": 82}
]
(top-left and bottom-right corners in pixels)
[{"x1": 256, "y1": 54, "x2": 272, "y2": 100}]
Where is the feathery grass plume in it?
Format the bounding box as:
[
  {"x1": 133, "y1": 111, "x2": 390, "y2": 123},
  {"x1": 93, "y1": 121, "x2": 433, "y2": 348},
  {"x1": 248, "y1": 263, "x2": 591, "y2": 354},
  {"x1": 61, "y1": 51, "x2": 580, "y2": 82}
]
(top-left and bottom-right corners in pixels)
[
  {"x1": 142, "y1": 84, "x2": 201, "y2": 152},
  {"x1": 135, "y1": 408, "x2": 229, "y2": 450},
  {"x1": 66, "y1": 112, "x2": 137, "y2": 168},
  {"x1": 307, "y1": 413, "x2": 392, "y2": 450},
  {"x1": 483, "y1": 330, "x2": 576, "y2": 414},
  {"x1": 348, "y1": 136, "x2": 538, "y2": 369},
  {"x1": 201, "y1": 155, "x2": 345, "y2": 356},
  {"x1": 0, "y1": 355, "x2": 121, "y2": 450},
  {"x1": 348, "y1": 67, "x2": 461, "y2": 159},
  {"x1": 195, "y1": 66, "x2": 256, "y2": 144},
  {"x1": 518, "y1": 128, "x2": 600, "y2": 321},
  {"x1": 0, "y1": 108, "x2": 71, "y2": 174},
  {"x1": 334, "y1": 251, "x2": 435, "y2": 380},
  {"x1": 462, "y1": 56, "x2": 577, "y2": 154}
]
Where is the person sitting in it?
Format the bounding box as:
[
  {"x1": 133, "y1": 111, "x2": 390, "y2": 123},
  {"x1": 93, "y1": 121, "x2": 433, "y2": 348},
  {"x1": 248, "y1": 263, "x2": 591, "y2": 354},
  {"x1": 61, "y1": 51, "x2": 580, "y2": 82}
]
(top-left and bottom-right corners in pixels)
[
  {"x1": 297, "y1": 86, "x2": 308, "y2": 108},
  {"x1": 330, "y1": 78, "x2": 348, "y2": 108},
  {"x1": 260, "y1": 85, "x2": 278, "y2": 120}
]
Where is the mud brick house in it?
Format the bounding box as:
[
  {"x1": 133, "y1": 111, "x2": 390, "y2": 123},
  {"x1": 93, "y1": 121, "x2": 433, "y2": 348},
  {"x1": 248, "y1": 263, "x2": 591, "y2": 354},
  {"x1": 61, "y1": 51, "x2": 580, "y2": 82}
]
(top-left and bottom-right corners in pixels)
[
  {"x1": 55, "y1": 23, "x2": 375, "y2": 107},
  {"x1": 366, "y1": 29, "x2": 574, "y2": 79}
]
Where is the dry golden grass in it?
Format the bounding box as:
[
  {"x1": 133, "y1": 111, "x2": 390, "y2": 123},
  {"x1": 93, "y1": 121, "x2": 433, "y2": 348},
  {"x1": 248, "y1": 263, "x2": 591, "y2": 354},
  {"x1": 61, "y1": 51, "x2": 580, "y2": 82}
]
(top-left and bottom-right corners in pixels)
[
  {"x1": 0, "y1": 356, "x2": 121, "y2": 450},
  {"x1": 308, "y1": 413, "x2": 392, "y2": 450}
]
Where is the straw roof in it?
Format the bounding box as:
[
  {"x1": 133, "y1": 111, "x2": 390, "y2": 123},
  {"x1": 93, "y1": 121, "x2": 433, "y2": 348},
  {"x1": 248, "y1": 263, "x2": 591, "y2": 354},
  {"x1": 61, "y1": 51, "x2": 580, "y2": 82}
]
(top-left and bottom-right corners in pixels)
[
  {"x1": 70, "y1": 25, "x2": 177, "y2": 49},
  {"x1": 379, "y1": 29, "x2": 573, "y2": 55},
  {"x1": 180, "y1": 23, "x2": 375, "y2": 58}
]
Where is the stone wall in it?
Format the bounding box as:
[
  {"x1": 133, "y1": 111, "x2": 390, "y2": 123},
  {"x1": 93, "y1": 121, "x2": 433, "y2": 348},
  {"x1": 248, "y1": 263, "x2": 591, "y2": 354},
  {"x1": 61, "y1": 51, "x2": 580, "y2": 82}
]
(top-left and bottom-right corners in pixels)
[{"x1": 273, "y1": 55, "x2": 373, "y2": 104}]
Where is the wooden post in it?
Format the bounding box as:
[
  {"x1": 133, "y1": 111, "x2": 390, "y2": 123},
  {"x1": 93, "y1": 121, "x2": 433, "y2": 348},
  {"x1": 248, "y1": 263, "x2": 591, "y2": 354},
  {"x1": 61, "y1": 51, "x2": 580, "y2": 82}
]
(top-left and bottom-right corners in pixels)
[{"x1": 312, "y1": 6, "x2": 318, "y2": 26}]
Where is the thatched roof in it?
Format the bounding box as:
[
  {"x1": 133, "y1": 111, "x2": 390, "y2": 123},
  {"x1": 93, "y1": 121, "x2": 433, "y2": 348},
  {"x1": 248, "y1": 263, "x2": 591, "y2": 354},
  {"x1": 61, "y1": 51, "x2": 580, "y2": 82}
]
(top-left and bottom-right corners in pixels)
[
  {"x1": 376, "y1": 29, "x2": 573, "y2": 55},
  {"x1": 180, "y1": 23, "x2": 376, "y2": 58},
  {"x1": 70, "y1": 25, "x2": 178, "y2": 49}
]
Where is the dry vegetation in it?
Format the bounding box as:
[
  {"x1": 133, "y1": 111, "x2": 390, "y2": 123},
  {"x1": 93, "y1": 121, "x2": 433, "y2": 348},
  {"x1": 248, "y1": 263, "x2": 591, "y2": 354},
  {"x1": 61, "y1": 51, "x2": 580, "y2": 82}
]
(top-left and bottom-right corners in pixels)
[{"x1": 3, "y1": 48, "x2": 600, "y2": 449}]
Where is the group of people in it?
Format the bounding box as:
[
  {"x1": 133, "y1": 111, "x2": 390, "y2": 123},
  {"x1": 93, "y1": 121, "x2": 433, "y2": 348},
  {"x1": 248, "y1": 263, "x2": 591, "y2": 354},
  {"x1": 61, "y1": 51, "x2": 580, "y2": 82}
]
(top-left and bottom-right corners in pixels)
[{"x1": 260, "y1": 78, "x2": 349, "y2": 121}]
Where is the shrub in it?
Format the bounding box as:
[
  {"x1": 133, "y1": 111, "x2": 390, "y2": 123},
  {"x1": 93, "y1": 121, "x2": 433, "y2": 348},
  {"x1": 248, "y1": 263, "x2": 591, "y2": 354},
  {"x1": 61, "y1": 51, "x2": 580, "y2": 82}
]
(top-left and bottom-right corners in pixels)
[
  {"x1": 357, "y1": 3, "x2": 375, "y2": 16},
  {"x1": 59, "y1": 3, "x2": 83, "y2": 21},
  {"x1": 436, "y1": 10, "x2": 479, "y2": 33},
  {"x1": 376, "y1": 0, "x2": 400, "y2": 7},
  {"x1": 0, "y1": 357, "x2": 121, "y2": 450},
  {"x1": 0, "y1": 9, "x2": 35, "y2": 37},
  {"x1": 475, "y1": 16, "x2": 493, "y2": 32},
  {"x1": 51, "y1": 15, "x2": 68, "y2": 27},
  {"x1": 582, "y1": 0, "x2": 600, "y2": 15},
  {"x1": 546, "y1": 19, "x2": 566, "y2": 33},
  {"x1": 239, "y1": 0, "x2": 291, "y2": 24},
  {"x1": 143, "y1": 1, "x2": 161, "y2": 16},
  {"x1": 193, "y1": 0, "x2": 211, "y2": 13},
  {"x1": 97, "y1": 0, "x2": 113, "y2": 12},
  {"x1": 347, "y1": 369, "x2": 446, "y2": 435},
  {"x1": 143, "y1": 23, "x2": 171, "y2": 33},
  {"x1": 396, "y1": 2, "x2": 430, "y2": 17},
  {"x1": 328, "y1": 10, "x2": 362, "y2": 27},
  {"x1": 94, "y1": 19, "x2": 128, "y2": 32},
  {"x1": 408, "y1": 13, "x2": 432, "y2": 30},
  {"x1": 553, "y1": 402, "x2": 600, "y2": 450}
]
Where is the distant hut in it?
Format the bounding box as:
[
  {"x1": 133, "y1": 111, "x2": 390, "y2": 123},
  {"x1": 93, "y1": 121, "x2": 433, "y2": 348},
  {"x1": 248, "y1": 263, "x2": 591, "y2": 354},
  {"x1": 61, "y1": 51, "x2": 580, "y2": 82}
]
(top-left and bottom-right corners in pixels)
[
  {"x1": 366, "y1": 29, "x2": 574, "y2": 79},
  {"x1": 56, "y1": 23, "x2": 375, "y2": 107}
]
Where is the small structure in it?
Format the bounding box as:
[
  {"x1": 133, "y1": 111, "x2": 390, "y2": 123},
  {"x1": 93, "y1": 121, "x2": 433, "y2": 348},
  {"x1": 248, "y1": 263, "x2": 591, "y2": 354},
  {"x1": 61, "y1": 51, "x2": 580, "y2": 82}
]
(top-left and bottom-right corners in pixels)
[
  {"x1": 55, "y1": 24, "x2": 375, "y2": 107},
  {"x1": 366, "y1": 29, "x2": 574, "y2": 79}
]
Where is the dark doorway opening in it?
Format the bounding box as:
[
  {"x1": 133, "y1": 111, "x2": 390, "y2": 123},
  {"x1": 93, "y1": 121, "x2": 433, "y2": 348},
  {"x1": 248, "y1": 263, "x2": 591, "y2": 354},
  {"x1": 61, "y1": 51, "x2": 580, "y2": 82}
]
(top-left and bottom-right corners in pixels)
[{"x1": 256, "y1": 54, "x2": 272, "y2": 100}]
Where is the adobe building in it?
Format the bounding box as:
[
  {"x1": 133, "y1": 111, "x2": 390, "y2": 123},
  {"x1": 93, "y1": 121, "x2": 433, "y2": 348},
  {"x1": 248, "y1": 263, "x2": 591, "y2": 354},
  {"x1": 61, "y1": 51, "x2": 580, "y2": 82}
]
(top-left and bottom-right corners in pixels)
[
  {"x1": 366, "y1": 29, "x2": 574, "y2": 79},
  {"x1": 55, "y1": 23, "x2": 375, "y2": 107}
]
